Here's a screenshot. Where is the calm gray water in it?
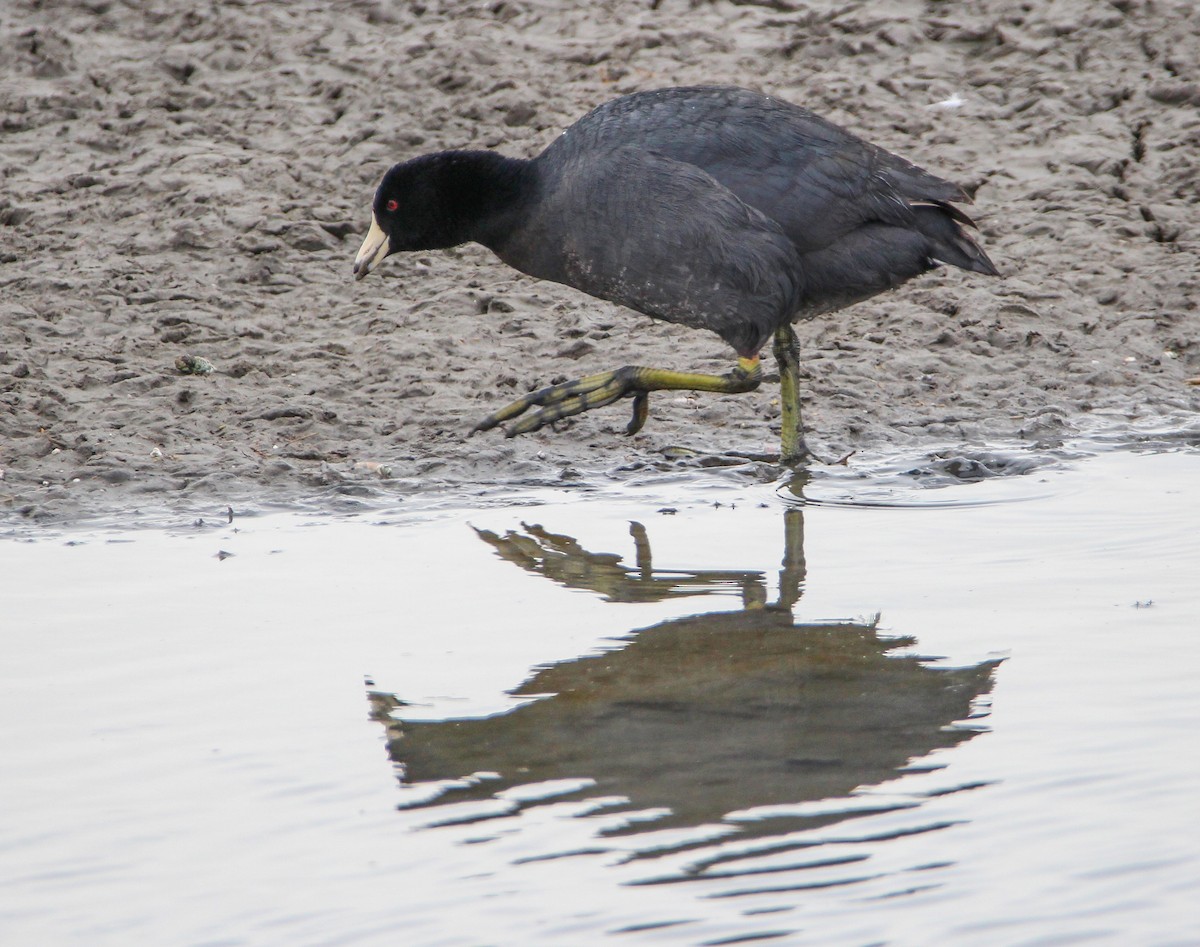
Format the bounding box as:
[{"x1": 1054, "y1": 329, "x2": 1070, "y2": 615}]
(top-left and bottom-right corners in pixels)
[{"x1": 2, "y1": 447, "x2": 1198, "y2": 946}]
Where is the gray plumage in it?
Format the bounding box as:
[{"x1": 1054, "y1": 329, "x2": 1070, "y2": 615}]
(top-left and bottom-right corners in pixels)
[{"x1": 367, "y1": 85, "x2": 997, "y2": 358}]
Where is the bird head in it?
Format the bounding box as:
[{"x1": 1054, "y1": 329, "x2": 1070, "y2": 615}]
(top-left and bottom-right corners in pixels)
[{"x1": 353, "y1": 155, "x2": 474, "y2": 281}]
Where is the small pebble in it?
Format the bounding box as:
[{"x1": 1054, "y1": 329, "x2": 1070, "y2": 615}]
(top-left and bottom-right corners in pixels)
[
  {"x1": 353, "y1": 460, "x2": 394, "y2": 478},
  {"x1": 176, "y1": 354, "x2": 214, "y2": 375}
]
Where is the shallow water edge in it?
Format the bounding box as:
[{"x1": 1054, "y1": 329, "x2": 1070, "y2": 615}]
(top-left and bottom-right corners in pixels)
[{"x1": 2, "y1": 446, "x2": 1198, "y2": 945}]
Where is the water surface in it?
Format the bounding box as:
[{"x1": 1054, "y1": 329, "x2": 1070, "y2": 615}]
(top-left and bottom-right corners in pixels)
[{"x1": 2, "y1": 448, "x2": 1197, "y2": 945}]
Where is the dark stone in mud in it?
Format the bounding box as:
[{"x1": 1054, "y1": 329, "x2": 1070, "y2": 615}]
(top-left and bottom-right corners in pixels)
[
  {"x1": 1147, "y1": 82, "x2": 1200, "y2": 106},
  {"x1": 256, "y1": 407, "x2": 313, "y2": 421},
  {"x1": 99, "y1": 468, "x2": 134, "y2": 484}
]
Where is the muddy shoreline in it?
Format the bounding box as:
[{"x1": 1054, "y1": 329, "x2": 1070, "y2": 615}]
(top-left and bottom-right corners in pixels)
[{"x1": 2, "y1": 0, "x2": 1197, "y2": 524}]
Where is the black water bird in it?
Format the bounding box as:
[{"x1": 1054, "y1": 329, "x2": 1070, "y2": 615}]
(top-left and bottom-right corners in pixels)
[{"x1": 354, "y1": 86, "x2": 998, "y2": 462}]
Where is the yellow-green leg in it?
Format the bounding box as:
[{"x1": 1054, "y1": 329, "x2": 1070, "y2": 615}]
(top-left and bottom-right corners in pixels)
[
  {"x1": 473, "y1": 357, "x2": 762, "y2": 437},
  {"x1": 773, "y1": 324, "x2": 809, "y2": 466},
  {"x1": 777, "y1": 507, "x2": 807, "y2": 610}
]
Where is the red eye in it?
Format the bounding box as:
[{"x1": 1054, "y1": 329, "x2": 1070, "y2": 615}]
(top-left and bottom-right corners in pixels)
[{"x1": 385, "y1": 199, "x2": 398, "y2": 212}]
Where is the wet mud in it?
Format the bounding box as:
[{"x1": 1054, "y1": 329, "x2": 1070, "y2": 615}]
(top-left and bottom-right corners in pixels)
[{"x1": 2, "y1": 0, "x2": 1198, "y2": 522}]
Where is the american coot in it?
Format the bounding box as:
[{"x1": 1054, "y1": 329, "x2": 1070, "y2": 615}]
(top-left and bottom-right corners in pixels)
[{"x1": 354, "y1": 86, "x2": 997, "y2": 463}]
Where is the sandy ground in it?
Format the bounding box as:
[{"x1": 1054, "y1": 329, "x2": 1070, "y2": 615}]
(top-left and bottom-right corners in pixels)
[{"x1": 2, "y1": 0, "x2": 1198, "y2": 523}]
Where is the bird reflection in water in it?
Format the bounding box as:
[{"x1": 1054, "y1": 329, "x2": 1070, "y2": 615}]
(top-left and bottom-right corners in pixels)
[{"x1": 368, "y1": 504, "x2": 998, "y2": 868}]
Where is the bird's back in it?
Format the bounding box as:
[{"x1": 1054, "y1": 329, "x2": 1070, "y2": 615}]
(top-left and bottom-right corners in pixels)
[
  {"x1": 490, "y1": 86, "x2": 996, "y2": 354},
  {"x1": 540, "y1": 86, "x2": 991, "y2": 266}
]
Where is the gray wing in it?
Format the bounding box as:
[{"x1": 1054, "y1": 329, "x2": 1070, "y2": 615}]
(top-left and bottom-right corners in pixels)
[{"x1": 544, "y1": 86, "x2": 974, "y2": 255}]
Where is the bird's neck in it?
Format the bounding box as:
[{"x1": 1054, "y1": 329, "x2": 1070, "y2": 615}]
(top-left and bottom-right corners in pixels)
[{"x1": 432, "y1": 150, "x2": 532, "y2": 249}]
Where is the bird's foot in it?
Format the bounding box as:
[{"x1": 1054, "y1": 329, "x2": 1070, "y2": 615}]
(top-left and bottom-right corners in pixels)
[
  {"x1": 779, "y1": 439, "x2": 813, "y2": 468},
  {"x1": 473, "y1": 361, "x2": 761, "y2": 438},
  {"x1": 474, "y1": 367, "x2": 649, "y2": 437}
]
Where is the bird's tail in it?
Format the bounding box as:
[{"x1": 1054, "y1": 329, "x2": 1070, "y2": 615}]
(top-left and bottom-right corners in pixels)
[{"x1": 911, "y1": 201, "x2": 999, "y2": 276}]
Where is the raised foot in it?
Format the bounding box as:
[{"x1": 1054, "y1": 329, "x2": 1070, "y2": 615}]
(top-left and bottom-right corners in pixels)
[
  {"x1": 473, "y1": 367, "x2": 646, "y2": 437},
  {"x1": 473, "y1": 361, "x2": 762, "y2": 438}
]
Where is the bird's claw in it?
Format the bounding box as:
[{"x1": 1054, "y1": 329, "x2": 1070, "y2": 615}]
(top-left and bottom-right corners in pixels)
[
  {"x1": 626, "y1": 392, "x2": 649, "y2": 436},
  {"x1": 472, "y1": 361, "x2": 761, "y2": 438},
  {"x1": 473, "y1": 367, "x2": 643, "y2": 437}
]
